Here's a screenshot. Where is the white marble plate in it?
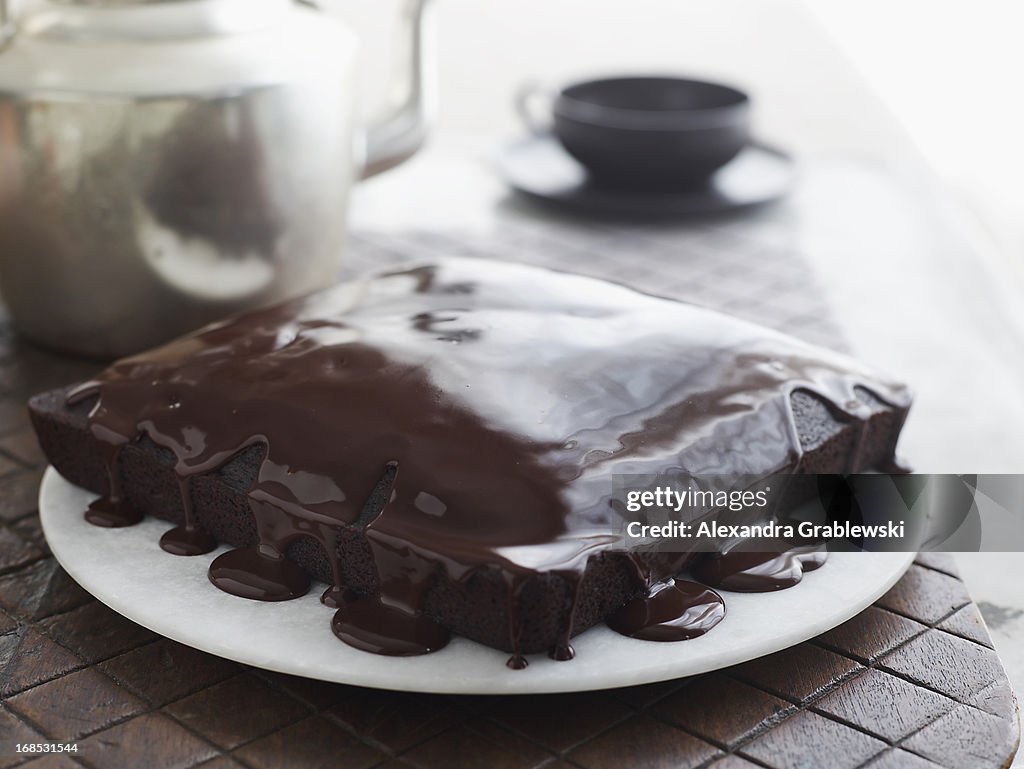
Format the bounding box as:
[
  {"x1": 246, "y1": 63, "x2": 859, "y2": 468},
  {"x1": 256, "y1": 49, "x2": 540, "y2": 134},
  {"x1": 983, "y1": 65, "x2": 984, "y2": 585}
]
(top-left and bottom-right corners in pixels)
[{"x1": 39, "y1": 468, "x2": 914, "y2": 694}]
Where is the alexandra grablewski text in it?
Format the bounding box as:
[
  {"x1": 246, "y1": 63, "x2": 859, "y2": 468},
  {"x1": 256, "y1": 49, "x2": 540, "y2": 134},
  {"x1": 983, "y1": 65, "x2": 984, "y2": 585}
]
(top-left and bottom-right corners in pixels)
[{"x1": 610, "y1": 474, "x2": 1024, "y2": 553}]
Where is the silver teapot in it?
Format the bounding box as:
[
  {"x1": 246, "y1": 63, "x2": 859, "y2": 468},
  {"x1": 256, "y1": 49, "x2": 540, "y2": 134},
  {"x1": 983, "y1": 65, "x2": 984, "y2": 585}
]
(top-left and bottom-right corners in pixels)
[{"x1": 0, "y1": 0, "x2": 434, "y2": 358}]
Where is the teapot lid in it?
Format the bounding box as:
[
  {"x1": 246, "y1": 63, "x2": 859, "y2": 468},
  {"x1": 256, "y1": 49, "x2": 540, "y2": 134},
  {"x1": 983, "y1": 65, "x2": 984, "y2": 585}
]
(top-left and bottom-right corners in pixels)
[
  {"x1": 0, "y1": 0, "x2": 354, "y2": 98},
  {"x1": 24, "y1": 0, "x2": 292, "y2": 40}
]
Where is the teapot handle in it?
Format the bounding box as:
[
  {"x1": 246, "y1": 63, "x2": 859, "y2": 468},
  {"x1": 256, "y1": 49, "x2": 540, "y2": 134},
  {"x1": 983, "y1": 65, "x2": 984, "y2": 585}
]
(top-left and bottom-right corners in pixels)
[{"x1": 358, "y1": 0, "x2": 436, "y2": 179}]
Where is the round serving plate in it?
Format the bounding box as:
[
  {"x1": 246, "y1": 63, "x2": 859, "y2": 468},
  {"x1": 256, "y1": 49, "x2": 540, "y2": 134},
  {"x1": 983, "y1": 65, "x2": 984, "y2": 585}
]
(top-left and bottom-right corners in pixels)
[{"x1": 40, "y1": 468, "x2": 914, "y2": 695}]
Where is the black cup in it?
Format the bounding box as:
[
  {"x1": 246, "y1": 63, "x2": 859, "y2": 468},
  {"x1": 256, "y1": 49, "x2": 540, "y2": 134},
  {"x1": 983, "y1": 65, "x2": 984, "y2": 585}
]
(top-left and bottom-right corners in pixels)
[{"x1": 520, "y1": 76, "x2": 751, "y2": 190}]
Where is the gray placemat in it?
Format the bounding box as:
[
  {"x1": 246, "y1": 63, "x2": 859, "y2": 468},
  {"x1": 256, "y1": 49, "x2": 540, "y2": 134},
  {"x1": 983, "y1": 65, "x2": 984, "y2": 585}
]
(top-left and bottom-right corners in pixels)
[{"x1": 345, "y1": 218, "x2": 847, "y2": 352}]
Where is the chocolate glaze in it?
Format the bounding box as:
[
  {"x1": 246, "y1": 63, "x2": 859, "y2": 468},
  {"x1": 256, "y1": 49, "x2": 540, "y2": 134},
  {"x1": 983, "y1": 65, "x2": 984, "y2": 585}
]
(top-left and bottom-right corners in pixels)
[
  {"x1": 608, "y1": 579, "x2": 726, "y2": 641},
  {"x1": 208, "y1": 546, "x2": 310, "y2": 602},
  {"x1": 506, "y1": 653, "x2": 529, "y2": 670},
  {"x1": 68, "y1": 258, "x2": 910, "y2": 664},
  {"x1": 159, "y1": 525, "x2": 217, "y2": 556},
  {"x1": 159, "y1": 477, "x2": 216, "y2": 555},
  {"x1": 693, "y1": 544, "x2": 828, "y2": 592},
  {"x1": 332, "y1": 591, "x2": 451, "y2": 656},
  {"x1": 69, "y1": 383, "x2": 143, "y2": 529},
  {"x1": 84, "y1": 495, "x2": 142, "y2": 528},
  {"x1": 550, "y1": 571, "x2": 581, "y2": 661}
]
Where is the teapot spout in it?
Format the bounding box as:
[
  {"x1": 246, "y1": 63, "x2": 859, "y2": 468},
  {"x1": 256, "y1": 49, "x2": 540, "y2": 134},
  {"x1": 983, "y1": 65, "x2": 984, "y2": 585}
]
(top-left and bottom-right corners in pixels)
[{"x1": 361, "y1": 0, "x2": 435, "y2": 178}]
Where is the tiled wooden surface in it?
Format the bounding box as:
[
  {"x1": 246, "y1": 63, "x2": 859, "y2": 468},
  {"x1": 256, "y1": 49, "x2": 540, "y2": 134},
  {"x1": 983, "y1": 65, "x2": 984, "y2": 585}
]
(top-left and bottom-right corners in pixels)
[{"x1": 0, "y1": 229, "x2": 1020, "y2": 768}]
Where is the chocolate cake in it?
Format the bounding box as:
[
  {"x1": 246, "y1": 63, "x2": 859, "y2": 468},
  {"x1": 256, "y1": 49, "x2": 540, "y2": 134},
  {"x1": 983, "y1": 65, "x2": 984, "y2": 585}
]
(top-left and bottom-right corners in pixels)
[{"x1": 29, "y1": 258, "x2": 911, "y2": 667}]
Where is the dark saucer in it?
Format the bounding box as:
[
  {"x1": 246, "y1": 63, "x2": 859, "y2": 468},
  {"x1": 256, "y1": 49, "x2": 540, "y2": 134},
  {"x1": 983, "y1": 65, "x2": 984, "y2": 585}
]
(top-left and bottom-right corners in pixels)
[{"x1": 497, "y1": 133, "x2": 796, "y2": 217}]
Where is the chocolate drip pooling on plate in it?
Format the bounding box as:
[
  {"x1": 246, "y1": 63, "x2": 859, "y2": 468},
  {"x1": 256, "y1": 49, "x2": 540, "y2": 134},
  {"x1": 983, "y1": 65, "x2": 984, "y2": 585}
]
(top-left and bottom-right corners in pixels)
[
  {"x1": 69, "y1": 258, "x2": 911, "y2": 665},
  {"x1": 67, "y1": 383, "x2": 143, "y2": 529},
  {"x1": 608, "y1": 579, "x2": 726, "y2": 641},
  {"x1": 332, "y1": 590, "x2": 451, "y2": 656},
  {"x1": 693, "y1": 544, "x2": 828, "y2": 592},
  {"x1": 158, "y1": 476, "x2": 217, "y2": 556}
]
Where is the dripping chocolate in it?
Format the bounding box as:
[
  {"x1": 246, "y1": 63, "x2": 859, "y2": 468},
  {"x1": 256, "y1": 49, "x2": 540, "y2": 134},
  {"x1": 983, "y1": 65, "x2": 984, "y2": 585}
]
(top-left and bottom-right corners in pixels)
[{"x1": 29, "y1": 258, "x2": 912, "y2": 666}]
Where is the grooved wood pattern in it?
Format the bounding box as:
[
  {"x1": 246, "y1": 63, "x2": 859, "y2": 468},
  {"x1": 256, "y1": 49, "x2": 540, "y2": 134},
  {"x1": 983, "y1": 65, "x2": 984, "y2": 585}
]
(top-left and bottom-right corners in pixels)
[{"x1": 0, "y1": 227, "x2": 1019, "y2": 768}]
